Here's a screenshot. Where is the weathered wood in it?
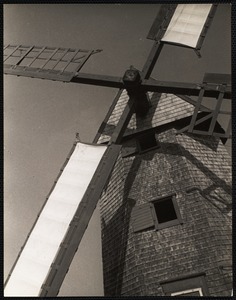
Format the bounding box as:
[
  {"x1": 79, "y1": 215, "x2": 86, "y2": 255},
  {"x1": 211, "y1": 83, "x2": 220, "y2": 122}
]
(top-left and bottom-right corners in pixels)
[
  {"x1": 142, "y1": 79, "x2": 231, "y2": 99},
  {"x1": 72, "y1": 72, "x2": 124, "y2": 88},
  {"x1": 196, "y1": 4, "x2": 218, "y2": 51},
  {"x1": 109, "y1": 97, "x2": 135, "y2": 145},
  {"x1": 208, "y1": 87, "x2": 225, "y2": 135},
  {"x1": 147, "y1": 4, "x2": 177, "y2": 41}
]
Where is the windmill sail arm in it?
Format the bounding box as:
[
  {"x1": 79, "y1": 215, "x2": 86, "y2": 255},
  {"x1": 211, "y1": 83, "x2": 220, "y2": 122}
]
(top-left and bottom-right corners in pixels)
[
  {"x1": 70, "y1": 72, "x2": 232, "y2": 101},
  {"x1": 3, "y1": 45, "x2": 102, "y2": 82},
  {"x1": 161, "y1": 4, "x2": 217, "y2": 49},
  {"x1": 142, "y1": 79, "x2": 231, "y2": 99},
  {"x1": 4, "y1": 50, "x2": 231, "y2": 100},
  {"x1": 39, "y1": 143, "x2": 121, "y2": 297},
  {"x1": 147, "y1": 4, "x2": 177, "y2": 41},
  {"x1": 147, "y1": 4, "x2": 218, "y2": 52},
  {"x1": 72, "y1": 72, "x2": 124, "y2": 88},
  {"x1": 4, "y1": 142, "x2": 121, "y2": 297}
]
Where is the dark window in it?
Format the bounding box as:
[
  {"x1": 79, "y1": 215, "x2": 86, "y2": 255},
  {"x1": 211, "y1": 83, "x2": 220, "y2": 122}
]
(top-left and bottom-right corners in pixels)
[
  {"x1": 152, "y1": 195, "x2": 182, "y2": 230},
  {"x1": 137, "y1": 132, "x2": 159, "y2": 153},
  {"x1": 154, "y1": 197, "x2": 177, "y2": 223}
]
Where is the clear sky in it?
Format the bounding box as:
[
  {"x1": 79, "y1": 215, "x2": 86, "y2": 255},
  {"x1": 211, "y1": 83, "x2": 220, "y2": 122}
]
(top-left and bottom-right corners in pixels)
[{"x1": 4, "y1": 3, "x2": 231, "y2": 296}]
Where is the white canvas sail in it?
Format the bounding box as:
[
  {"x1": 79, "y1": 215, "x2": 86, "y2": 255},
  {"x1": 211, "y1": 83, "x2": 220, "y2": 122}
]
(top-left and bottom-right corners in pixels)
[
  {"x1": 4, "y1": 142, "x2": 107, "y2": 296},
  {"x1": 161, "y1": 4, "x2": 212, "y2": 48}
]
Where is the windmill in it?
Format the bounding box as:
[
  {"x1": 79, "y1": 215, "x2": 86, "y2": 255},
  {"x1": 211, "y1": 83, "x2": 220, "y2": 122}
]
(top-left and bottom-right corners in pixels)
[{"x1": 4, "y1": 3, "x2": 232, "y2": 297}]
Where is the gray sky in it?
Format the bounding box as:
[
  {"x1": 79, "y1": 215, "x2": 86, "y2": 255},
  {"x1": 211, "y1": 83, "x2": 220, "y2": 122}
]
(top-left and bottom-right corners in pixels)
[{"x1": 4, "y1": 4, "x2": 231, "y2": 296}]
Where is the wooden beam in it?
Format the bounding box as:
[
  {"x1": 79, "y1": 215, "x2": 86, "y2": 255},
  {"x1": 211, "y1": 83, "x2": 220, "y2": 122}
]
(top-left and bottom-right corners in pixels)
[
  {"x1": 142, "y1": 79, "x2": 231, "y2": 99},
  {"x1": 176, "y1": 95, "x2": 211, "y2": 112},
  {"x1": 191, "y1": 130, "x2": 231, "y2": 139},
  {"x1": 147, "y1": 4, "x2": 177, "y2": 41},
  {"x1": 208, "y1": 86, "x2": 226, "y2": 135},
  {"x1": 109, "y1": 97, "x2": 135, "y2": 144},
  {"x1": 72, "y1": 72, "x2": 124, "y2": 88},
  {"x1": 177, "y1": 112, "x2": 213, "y2": 134},
  {"x1": 141, "y1": 41, "x2": 164, "y2": 80},
  {"x1": 188, "y1": 86, "x2": 206, "y2": 132}
]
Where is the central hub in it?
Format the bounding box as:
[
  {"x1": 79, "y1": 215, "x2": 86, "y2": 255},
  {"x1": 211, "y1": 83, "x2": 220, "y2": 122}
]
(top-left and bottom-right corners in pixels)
[
  {"x1": 123, "y1": 68, "x2": 150, "y2": 117},
  {"x1": 123, "y1": 69, "x2": 141, "y2": 86}
]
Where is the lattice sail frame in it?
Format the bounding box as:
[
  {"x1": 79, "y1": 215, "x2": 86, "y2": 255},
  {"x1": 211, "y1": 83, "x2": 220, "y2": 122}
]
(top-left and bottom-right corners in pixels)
[
  {"x1": 4, "y1": 45, "x2": 101, "y2": 82},
  {"x1": 177, "y1": 73, "x2": 232, "y2": 139}
]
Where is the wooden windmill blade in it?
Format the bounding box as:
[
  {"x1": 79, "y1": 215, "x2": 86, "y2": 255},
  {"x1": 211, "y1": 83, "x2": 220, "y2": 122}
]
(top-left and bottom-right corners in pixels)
[
  {"x1": 147, "y1": 4, "x2": 218, "y2": 57},
  {"x1": 4, "y1": 45, "x2": 102, "y2": 82},
  {"x1": 4, "y1": 4, "x2": 231, "y2": 297},
  {"x1": 4, "y1": 142, "x2": 121, "y2": 297}
]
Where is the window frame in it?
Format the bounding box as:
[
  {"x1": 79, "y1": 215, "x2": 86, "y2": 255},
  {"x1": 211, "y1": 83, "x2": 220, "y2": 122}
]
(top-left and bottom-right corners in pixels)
[
  {"x1": 171, "y1": 287, "x2": 203, "y2": 296},
  {"x1": 160, "y1": 272, "x2": 209, "y2": 296},
  {"x1": 150, "y1": 194, "x2": 183, "y2": 230}
]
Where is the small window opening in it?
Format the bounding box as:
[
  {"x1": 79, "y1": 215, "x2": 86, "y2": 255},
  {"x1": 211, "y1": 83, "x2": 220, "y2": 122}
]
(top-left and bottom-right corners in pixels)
[
  {"x1": 138, "y1": 132, "x2": 158, "y2": 152},
  {"x1": 154, "y1": 197, "x2": 177, "y2": 224},
  {"x1": 152, "y1": 195, "x2": 182, "y2": 230}
]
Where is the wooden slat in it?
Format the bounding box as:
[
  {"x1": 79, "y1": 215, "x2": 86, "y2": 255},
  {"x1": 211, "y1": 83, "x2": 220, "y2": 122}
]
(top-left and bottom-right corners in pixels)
[
  {"x1": 73, "y1": 50, "x2": 93, "y2": 73},
  {"x1": 14, "y1": 46, "x2": 34, "y2": 66},
  {"x1": 176, "y1": 95, "x2": 211, "y2": 112},
  {"x1": 225, "y1": 118, "x2": 231, "y2": 138},
  {"x1": 188, "y1": 86, "x2": 206, "y2": 132},
  {"x1": 27, "y1": 47, "x2": 46, "y2": 67},
  {"x1": 193, "y1": 113, "x2": 213, "y2": 126},
  {"x1": 52, "y1": 49, "x2": 69, "y2": 70},
  {"x1": 191, "y1": 130, "x2": 231, "y2": 139},
  {"x1": 4, "y1": 45, "x2": 101, "y2": 82},
  {"x1": 59, "y1": 49, "x2": 80, "y2": 73},
  {"x1": 4, "y1": 45, "x2": 20, "y2": 62},
  {"x1": 41, "y1": 48, "x2": 59, "y2": 68},
  {"x1": 208, "y1": 87, "x2": 225, "y2": 135},
  {"x1": 178, "y1": 112, "x2": 213, "y2": 134},
  {"x1": 131, "y1": 203, "x2": 155, "y2": 233},
  {"x1": 4, "y1": 65, "x2": 74, "y2": 82}
]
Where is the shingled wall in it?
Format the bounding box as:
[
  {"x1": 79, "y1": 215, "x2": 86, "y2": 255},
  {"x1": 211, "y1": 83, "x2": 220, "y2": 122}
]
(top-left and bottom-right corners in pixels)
[{"x1": 98, "y1": 90, "x2": 232, "y2": 296}]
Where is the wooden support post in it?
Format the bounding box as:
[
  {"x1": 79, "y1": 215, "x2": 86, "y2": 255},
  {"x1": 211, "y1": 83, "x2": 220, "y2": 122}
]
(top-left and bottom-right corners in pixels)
[
  {"x1": 188, "y1": 85, "x2": 206, "y2": 132},
  {"x1": 208, "y1": 85, "x2": 226, "y2": 135}
]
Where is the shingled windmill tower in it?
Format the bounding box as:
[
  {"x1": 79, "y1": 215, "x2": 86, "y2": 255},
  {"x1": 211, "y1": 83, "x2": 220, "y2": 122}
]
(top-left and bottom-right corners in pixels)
[
  {"x1": 96, "y1": 88, "x2": 232, "y2": 297},
  {"x1": 4, "y1": 4, "x2": 232, "y2": 297}
]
